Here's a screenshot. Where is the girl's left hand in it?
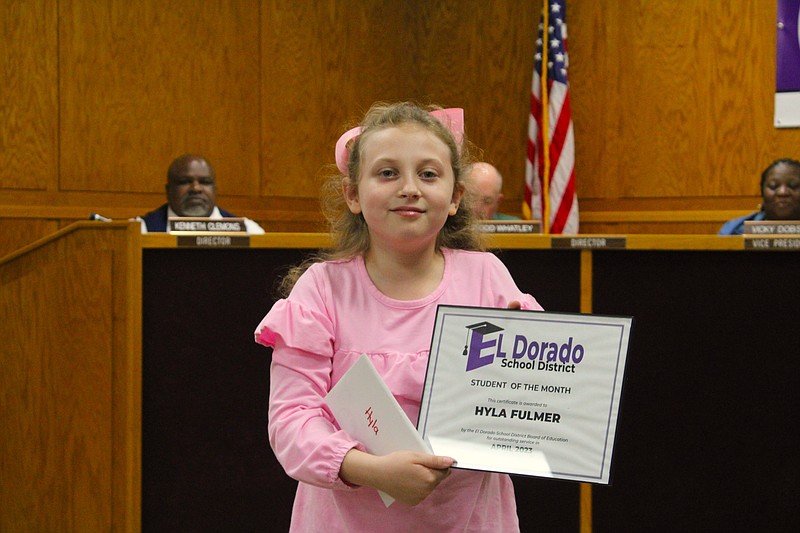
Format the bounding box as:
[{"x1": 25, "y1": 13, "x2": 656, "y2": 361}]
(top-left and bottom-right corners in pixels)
[{"x1": 340, "y1": 449, "x2": 454, "y2": 506}]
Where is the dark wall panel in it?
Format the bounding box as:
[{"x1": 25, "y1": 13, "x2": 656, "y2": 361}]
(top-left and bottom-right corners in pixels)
[
  {"x1": 590, "y1": 251, "x2": 799, "y2": 532},
  {"x1": 495, "y1": 249, "x2": 581, "y2": 313},
  {"x1": 142, "y1": 248, "x2": 309, "y2": 532}
]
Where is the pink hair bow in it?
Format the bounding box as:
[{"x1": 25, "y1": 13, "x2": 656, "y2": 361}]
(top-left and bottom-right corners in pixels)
[{"x1": 334, "y1": 108, "x2": 465, "y2": 175}]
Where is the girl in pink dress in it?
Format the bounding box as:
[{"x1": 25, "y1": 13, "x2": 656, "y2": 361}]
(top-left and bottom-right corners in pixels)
[{"x1": 255, "y1": 102, "x2": 543, "y2": 532}]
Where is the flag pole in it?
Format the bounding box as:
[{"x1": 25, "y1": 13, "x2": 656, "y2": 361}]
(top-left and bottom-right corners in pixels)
[{"x1": 540, "y1": 0, "x2": 551, "y2": 234}]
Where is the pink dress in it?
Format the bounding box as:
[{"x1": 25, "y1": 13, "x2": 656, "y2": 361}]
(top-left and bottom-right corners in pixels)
[{"x1": 254, "y1": 248, "x2": 543, "y2": 533}]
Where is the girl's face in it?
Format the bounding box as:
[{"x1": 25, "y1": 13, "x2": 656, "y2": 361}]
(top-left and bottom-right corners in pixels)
[
  {"x1": 344, "y1": 124, "x2": 462, "y2": 253},
  {"x1": 762, "y1": 163, "x2": 800, "y2": 220}
]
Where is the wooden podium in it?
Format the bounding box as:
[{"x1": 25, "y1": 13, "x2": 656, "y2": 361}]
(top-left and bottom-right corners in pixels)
[
  {"x1": 2, "y1": 223, "x2": 798, "y2": 532},
  {"x1": 0, "y1": 222, "x2": 142, "y2": 532}
]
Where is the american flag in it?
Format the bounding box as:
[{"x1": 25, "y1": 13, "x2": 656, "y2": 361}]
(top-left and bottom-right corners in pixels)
[{"x1": 524, "y1": 0, "x2": 578, "y2": 234}]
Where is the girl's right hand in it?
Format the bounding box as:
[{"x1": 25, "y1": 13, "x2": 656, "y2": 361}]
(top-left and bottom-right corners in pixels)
[{"x1": 340, "y1": 449, "x2": 455, "y2": 506}]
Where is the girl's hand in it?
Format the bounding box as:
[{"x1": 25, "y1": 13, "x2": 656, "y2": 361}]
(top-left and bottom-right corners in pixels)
[
  {"x1": 508, "y1": 300, "x2": 521, "y2": 309},
  {"x1": 340, "y1": 449, "x2": 455, "y2": 506}
]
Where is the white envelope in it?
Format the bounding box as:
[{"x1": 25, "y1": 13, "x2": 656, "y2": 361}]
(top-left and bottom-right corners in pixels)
[{"x1": 325, "y1": 354, "x2": 432, "y2": 506}]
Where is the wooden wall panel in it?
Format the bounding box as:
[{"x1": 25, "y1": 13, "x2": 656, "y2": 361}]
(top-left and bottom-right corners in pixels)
[
  {"x1": 0, "y1": 0, "x2": 58, "y2": 190},
  {"x1": 260, "y1": 0, "x2": 535, "y2": 214},
  {"x1": 570, "y1": 0, "x2": 800, "y2": 207},
  {"x1": 581, "y1": 221, "x2": 726, "y2": 236},
  {"x1": 3, "y1": 0, "x2": 800, "y2": 253},
  {"x1": 0, "y1": 219, "x2": 60, "y2": 259},
  {"x1": 568, "y1": 2, "x2": 625, "y2": 201},
  {"x1": 261, "y1": 0, "x2": 417, "y2": 199},
  {"x1": 413, "y1": 0, "x2": 536, "y2": 218},
  {"x1": 59, "y1": 0, "x2": 261, "y2": 195}
]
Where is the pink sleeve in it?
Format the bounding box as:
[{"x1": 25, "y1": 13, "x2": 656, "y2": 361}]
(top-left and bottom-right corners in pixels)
[
  {"x1": 268, "y1": 337, "x2": 366, "y2": 489},
  {"x1": 254, "y1": 270, "x2": 365, "y2": 490}
]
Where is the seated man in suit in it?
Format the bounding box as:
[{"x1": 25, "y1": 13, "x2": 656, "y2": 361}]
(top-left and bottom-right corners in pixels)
[
  {"x1": 138, "y1": 154, "x2": 265, "y2": 234},
  {"x1": 465, "y1": 162, "x2": 521, "y2": 220}
]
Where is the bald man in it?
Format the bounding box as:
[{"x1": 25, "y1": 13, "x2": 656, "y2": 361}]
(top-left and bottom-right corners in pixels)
[
  {"x1": 137, "y1": 154, "x2": 265, "y2": 234},
  {"x1": 465, "y1": 162, "x2": 520, "y2": 220}
]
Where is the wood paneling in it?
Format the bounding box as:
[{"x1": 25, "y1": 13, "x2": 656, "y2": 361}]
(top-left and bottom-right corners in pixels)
[
  {"x1": 59, "y1": 0, "x2": 261, "y2": 194},
  {"x1": 0, "y1": 219, "x2": 60, "y2": 259},
  {"x1": 0, "y1": 223, "x2": 141, "y2": 532},
  {"x1": 413, "y1": 1, "x2": 536, "y2": 197},
  {"x1": 261, "y1": 0, "x2": 417, "y2": 199},
  {"x1": 580, "y1": 221, "x2": 725, "y2": 236},
  {"x1": 260, "y1": 0, "x2": 536, "y2": 202},
  {"x1": 570, "y1": 0, "x2": 800, "y2": 204},
  {"x1": 0, "y1": 0, "x2": 58, "y2": 190},
  {"x1": 3, "y1": 0, "x2": 800, "y2": 254}
]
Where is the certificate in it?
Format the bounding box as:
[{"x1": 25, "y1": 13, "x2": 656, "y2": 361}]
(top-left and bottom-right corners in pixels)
[{"x1": 418, "y1": 305, "x2": 633, "y2": 484}]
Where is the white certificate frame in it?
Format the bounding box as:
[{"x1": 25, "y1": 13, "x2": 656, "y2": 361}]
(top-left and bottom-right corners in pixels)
[{"x1": 418, "y1": 305, "x2": 633, "y2": 484}]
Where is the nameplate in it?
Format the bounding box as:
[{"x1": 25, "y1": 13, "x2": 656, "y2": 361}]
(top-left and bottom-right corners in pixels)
[
  {"x1": 551, "y1": 236, "x2": 627, "y2": 249},
  {"x1": 478, "y1": 220, "x2": 541, "y2": 234},
  {"x1": 743, "y1": 221, "x2": 800, "y2": 235},
  {"x1": 168, "y1": 217, "x2": 247, "y2": 234},
  {"x1": 743, "y1": 236, "x2": 800, "y2": 250},
  {"x1": 176, "y1": 235, "x2": 250, "y2": 247}
]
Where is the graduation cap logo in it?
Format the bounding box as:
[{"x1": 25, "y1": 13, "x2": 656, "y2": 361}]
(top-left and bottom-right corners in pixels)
[
  {"x1": 463, "y1": 321, "x2": 504, "y2": 355},
  {"x1": 464, "y1": 321, "x2": 506, "y2": 371}
]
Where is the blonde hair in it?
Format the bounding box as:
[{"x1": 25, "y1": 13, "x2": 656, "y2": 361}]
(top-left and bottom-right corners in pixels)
[{"x1": 278, "y1": 101, "x2": 483, "y2": 296}]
